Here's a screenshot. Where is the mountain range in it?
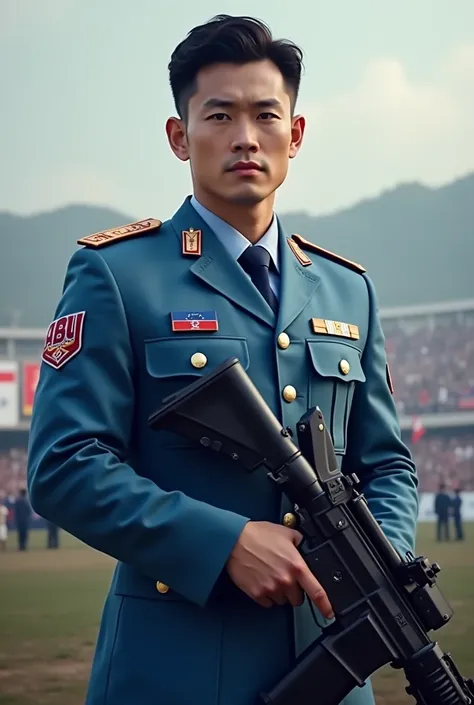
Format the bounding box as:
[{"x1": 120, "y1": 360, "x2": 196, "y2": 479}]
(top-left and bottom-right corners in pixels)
[{"x1": 1, "y1": 173, "x2": 473, "y2": 328}]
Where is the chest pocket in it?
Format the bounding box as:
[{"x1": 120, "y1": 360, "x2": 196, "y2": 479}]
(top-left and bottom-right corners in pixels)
[
  {"x1": 145, "y1": 336, "x2": 250, "y2": 448},
  {"x1": 306, "y1": 340, "x2": 365, "y2": 454},
  {"x1": 145, "y1": 335, "x2": 250, "y2": 379}
]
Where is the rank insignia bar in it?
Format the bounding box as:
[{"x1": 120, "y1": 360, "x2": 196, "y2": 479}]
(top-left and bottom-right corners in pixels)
[
  {"x1": 311, "y1": 318, "x2": 359, "y2": 340},
  {"x1": 77, "y1": 219, "x2": 161, "y2": 248},
  {"x1": 171, "y1": 310, "x2": 218, "y2": 332},
  {"x1": 182, "y1": 228, "x2": 202, "y2": 257},
  {"x1": 286, "y1": 237, "x2": 312, "y2": 267}
]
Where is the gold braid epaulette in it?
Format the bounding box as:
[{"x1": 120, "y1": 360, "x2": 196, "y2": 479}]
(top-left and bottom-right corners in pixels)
[
  {"x1": 291, "y1": 233, "x2": 366, "y2": 274},
  {"x1": 77, "y1": 218, "x2": 162, "y2": 249}
]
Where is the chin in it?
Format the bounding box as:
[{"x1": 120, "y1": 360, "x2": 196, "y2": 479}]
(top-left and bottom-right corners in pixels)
[{"x1": 225, "y1": 186, "x2": 271, "y2": 206}]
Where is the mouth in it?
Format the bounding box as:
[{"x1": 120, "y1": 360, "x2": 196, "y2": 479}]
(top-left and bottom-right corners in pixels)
[{"x1": 228, "y1": 162, "x2": 264, "y2": 176}]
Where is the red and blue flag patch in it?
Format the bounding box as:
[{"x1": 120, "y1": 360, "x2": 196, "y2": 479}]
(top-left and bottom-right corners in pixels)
[{"x1": 171, "y1": 310, "x2": 218, "y2": 332}]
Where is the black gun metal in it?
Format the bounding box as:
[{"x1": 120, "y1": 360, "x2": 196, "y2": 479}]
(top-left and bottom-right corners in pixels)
[{"x1": 148, "y1": 357, "x2": 474, "y2": 705}]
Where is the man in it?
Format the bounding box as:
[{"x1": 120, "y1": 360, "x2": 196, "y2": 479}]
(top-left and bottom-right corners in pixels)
[
  {"x1": 452, "y1": 487, "x2": 464, "y2": 541},
  {"x1": 0, "y1": 493, "x2": 9, "y2": 551},
  {"x1": 434, "y1": 481, "x2": 451, "y2": 541},
  {"x1": 27, "y1": 15, "x2": 418, "y2": 705},
  {"x1": 14, "y1": 487, "x2": 32, "y2": 551},
  {"x1": 45, "y1": 519, "x2": 60, "y2": 549}
]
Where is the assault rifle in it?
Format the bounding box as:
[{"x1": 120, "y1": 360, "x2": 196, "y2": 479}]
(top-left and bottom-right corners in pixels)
[{"x1": 148, "y1": 357, "x2": 474, "y2": 705}]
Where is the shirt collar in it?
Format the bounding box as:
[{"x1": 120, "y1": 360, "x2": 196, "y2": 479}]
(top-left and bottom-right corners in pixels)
[{"x1": 190, "y1": 195, "x2": 280, "y2": 272}]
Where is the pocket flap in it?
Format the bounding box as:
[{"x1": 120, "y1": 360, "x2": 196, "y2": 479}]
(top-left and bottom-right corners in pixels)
[
  {"x1": 145, "y1": 336, "x2": 250, "y2": 379},
  {"x1": 307, "y1": 340, "x2": 366, "y2": 383}
]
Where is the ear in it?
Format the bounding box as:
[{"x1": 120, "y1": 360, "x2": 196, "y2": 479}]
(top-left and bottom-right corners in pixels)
[
  {"x1": 289, "y1": 114, "x2": 306, "y2": 159},
  {"x1": 165, "y1": 116, "x2": 189, "y2": 162}
]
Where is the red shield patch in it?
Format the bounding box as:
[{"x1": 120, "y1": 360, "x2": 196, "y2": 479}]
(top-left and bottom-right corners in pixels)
[{"x1": 42, "y1": 312, "x2": 86, "y2": 369}]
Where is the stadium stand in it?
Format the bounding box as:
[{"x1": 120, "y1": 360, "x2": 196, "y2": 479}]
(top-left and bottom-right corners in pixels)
[
  {"x1": 0, "y1": 447, "x2": 27, "y2": 499},
  {"x1": 383, "y1": 305, "x2": 474, "y2": 416},
  {"x1": 0, "y1": 300, "x2": 473, "y2": 496}
]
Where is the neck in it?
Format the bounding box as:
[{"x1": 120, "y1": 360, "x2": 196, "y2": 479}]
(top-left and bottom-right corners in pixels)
[{"x1": 193, "y1": 189, "x2": 275, "y2": 244}]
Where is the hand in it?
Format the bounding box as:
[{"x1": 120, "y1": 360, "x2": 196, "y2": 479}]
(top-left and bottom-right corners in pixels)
[{"x1": 226, "y1": 520, "x2": 334, "y2": 618}]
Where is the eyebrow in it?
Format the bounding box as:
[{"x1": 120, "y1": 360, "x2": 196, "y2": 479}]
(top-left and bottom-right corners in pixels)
[{"x1": 202, "y1": 98, "x2": 283, "y2": 110}]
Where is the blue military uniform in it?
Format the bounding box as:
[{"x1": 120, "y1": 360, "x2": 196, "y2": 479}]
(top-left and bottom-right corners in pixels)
[{"x1": 27, "y1": 195, "x2": 419, "y2": 705}]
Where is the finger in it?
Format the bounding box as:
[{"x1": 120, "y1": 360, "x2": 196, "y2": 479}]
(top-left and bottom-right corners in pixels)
[
  {"x1": 298, "y1": 570, "x2": 334, "y2": 619},
  {"x1": 284, "y1": 582, "x2": 305, "y2": 608},
  {"x1": 250, "y1": 589, "x2": 275, "y2": 608},
  {"x1": 288, "y1": 529, "x2": 304, "y2": 547},
  {"x1": 270, "y1": 591, "x2": 287, "y2": 606},
  {"x1": 257, "y1": 595, "x2": 276, "y2": 608}
]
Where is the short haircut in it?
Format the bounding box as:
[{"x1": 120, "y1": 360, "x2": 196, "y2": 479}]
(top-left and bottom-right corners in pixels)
[{"x1": 168, "y1": 14, "x2": 304, "y2": 120}]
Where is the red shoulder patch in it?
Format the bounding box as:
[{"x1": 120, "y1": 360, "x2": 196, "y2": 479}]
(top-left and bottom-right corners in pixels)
[{"x1": 42, "y1": 312, "x2": 86, "y2": 369}]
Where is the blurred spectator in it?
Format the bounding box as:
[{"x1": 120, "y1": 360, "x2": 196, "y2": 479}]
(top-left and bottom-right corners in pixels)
[
  {"x1": 434, "y1": 482, "x2": 452, "y2": 541},
  {"x1": 452, "y1": 488, "x2": 464, "y2": 541},
  {"x1": 45, "y1": 519, "x2": 60, "y2": 549},
  {"x1": 384, "y1": 308, "x2": 474, "y2": 415},
  {"x1": 14, "y1": 487, "x2": 32, "y2": 551},
  {"x1": 0, "y1": 492, "x2": 9, "y2": 551},
  {"x1": 0, "y1": 447, "x2": 27, "y2": 499}
]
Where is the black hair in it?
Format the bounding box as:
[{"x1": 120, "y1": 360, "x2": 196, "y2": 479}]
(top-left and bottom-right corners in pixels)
[{"x1": 168, "y1": 15, "x2": 304, "y2": 120}]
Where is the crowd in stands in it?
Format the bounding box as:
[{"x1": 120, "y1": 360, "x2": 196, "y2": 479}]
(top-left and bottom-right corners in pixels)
[
  {"x1": 384, "y1": 309, "x2": 474, "y2": 416},
  {"x1": 1, "y1": 308, "x2": 474, "y2": 497},
  {"x1": 0, "y1": 447, "x2": 27, "y2": 500}
]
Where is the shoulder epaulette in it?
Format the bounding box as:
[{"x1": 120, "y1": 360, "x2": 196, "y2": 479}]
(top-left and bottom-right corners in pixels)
[
  {"x1": 77, "y1": 218, "x2": 162, "y2": 248},
  {"x1": 291, "y1": 233, "x2": 366, "y2": 274}
]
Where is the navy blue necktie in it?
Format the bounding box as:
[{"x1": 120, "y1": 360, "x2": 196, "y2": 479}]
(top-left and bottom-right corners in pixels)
[{"x1": 238, "y1": 245, "x2": 278, "y2": 313}]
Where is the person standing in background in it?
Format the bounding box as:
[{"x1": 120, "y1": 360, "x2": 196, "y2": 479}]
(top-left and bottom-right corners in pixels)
[
  {"x1": 45, "y1": 519, "x2": 60, "y2": 549},
  {"x1": 452, "y1": 488, "x2": 464, "y2": 541},
  {"x1": 0, "y1": 493, "x2": 9, "y2": 551},
  {"x1": 14, "y1": 488, "x2": 32, "y2": 551},
  {"x1": 434, "y1": 481, "x2": 452, "y2": 541}
]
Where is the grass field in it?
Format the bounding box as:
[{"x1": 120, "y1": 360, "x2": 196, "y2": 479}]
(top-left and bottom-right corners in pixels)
[{"x1": 0, "y1": 525, "x2": 473, "y2": 705}]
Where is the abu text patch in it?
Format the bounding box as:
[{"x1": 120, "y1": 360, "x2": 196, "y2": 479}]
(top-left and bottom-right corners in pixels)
[{"x1": 42, "y1": 312, "x2": 86, "y2": 369}]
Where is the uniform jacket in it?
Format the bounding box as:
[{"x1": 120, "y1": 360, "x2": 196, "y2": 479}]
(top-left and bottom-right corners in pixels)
[{"x1": 27, "y1": 195, "x2": 419, "y2": 705}]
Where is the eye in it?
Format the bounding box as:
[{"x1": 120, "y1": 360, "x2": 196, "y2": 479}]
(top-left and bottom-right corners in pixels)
[
  {"x1": 207, "y1": 113, "x2": 231, "y2": 121},
  {"x1": 258, "y1": 112, "x2": 280, "y2": 120}
]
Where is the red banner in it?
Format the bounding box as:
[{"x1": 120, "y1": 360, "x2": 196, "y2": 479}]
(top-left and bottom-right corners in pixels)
[
  {"x1": 23, "y1": 362, "x2": 40, "y2": 416},
  {"x1": 458, "y1": 396, "x2": 474, "y2": 410}
]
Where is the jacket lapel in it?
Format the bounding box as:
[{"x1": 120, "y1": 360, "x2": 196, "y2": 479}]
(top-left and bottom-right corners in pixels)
[
  {"x1": 276, "y1": 221, "x2": 321, "y2": 333},
  {"x1": 170, "y1": 198, "x2": 275, "y2": 329}
]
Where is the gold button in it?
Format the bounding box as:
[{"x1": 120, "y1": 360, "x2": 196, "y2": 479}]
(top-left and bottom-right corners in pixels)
[
  {"x1": 277, "y1": 332, "x2": 290, "y2": 350},
  {"x1": 190, "y1": 352, "x2": 207, "y2": 369},
  {"x1": 339, "y1": 359, "x2": 350, "y2": 375},
  {"x1": 156, "y1": 581, "x2": 170, "y2": 594},
  {"x1": 282, "y1": 512, "x2": 297, "y2": 528},
  {"x1": 282, "y1": 385, "x2": 297, "y2": 402}
]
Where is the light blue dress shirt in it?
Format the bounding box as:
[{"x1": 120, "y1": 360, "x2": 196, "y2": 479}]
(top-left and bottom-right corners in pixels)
[{"x1": 190, "y1": 195, "x2": 280, "y2": 300}]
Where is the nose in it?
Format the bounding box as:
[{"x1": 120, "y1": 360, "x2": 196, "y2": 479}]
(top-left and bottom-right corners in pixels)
[{"x1": 230, "y1": 118, "x2": 260, "y2": 153}]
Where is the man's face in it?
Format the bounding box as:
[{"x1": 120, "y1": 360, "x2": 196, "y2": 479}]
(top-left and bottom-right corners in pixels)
[{"x1": 167, "y1": 59, "x2": 305, "y2": 207}]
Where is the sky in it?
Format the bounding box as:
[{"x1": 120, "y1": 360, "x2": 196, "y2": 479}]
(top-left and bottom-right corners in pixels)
[{"x1": 1, "y1": 0, "x2": 473, "y2": 219}]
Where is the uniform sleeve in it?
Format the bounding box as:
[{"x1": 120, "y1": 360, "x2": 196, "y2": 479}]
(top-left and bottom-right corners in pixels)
[
  {"x1": 343, "y1": 274, "x2": 419, "y2": 558},
  {"x1": 27, "y1": 247, "x2": 249, "y2": 607}
]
